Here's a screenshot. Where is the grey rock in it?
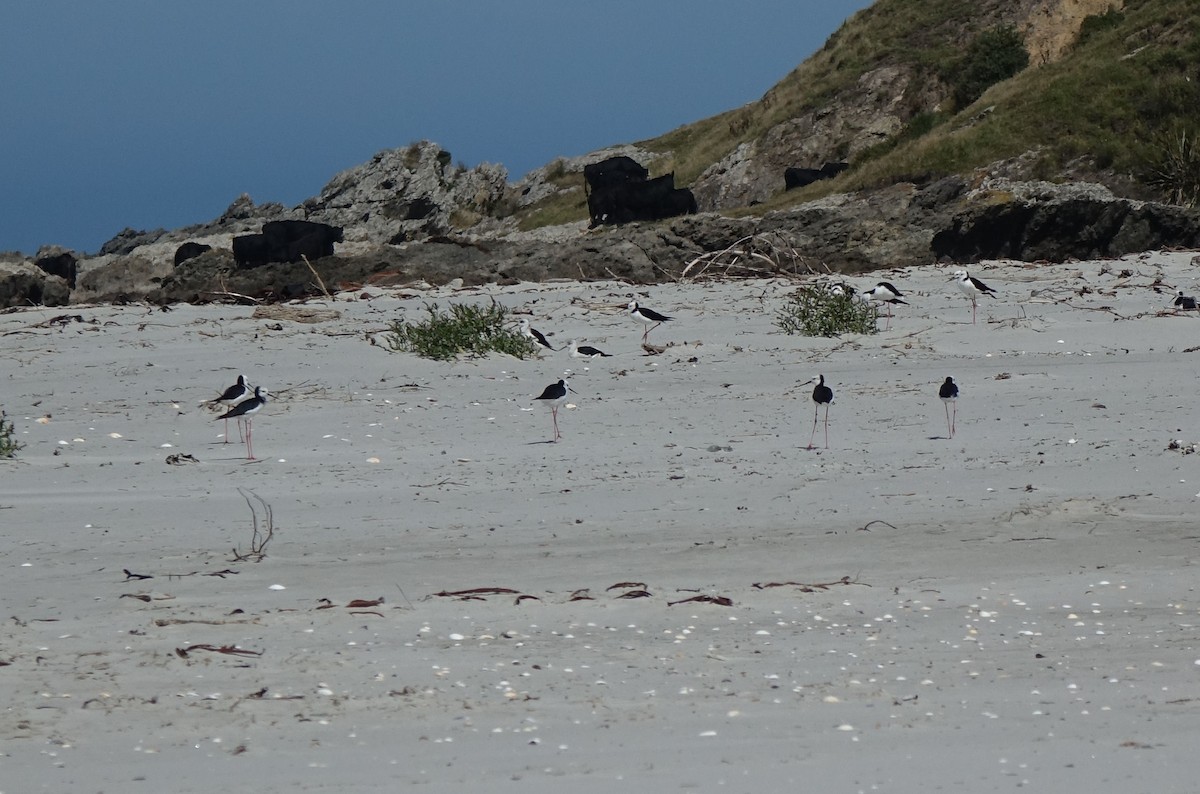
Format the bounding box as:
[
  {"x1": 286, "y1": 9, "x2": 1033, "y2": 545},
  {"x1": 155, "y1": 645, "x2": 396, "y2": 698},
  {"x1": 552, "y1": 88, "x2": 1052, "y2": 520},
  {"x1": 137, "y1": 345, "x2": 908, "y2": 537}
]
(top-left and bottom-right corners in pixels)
[
  {"x1": 0, "y1": 260, "x2": 70, "y2": 308},
  {"x1": 98, "y1": 227, "x2": 169, "y2": 256},
  {"x1": 300, "y1": 141, "x2": 509, "y2": 244}
]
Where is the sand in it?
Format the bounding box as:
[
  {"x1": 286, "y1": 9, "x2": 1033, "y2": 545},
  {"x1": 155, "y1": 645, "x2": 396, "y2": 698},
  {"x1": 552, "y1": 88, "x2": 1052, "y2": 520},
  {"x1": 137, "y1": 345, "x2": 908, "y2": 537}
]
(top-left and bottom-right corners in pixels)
[{"x1": 3, "y1": 251, "x2": 1199, "y2": 793}]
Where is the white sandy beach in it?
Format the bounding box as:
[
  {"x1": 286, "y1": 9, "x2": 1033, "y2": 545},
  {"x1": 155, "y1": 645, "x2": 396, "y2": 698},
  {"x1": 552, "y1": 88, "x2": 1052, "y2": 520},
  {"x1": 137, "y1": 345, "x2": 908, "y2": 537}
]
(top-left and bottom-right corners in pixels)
[{"x1": 3, "y1": 251, "x2": 1200, "y2": 793}]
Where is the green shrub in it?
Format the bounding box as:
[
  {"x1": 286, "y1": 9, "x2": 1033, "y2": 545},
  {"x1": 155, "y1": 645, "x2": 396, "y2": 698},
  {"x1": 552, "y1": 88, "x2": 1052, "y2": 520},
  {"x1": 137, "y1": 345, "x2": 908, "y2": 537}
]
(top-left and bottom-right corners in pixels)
[
  {"x1": 1146, "y1": 126, "x2": 1200, "y2": 207},
  {"x1": 0, "y1": 410, "x2": 23, "y2": 459},
  {"x1": 950, "y1": 25, "x2": 1030, "y2": 109},
  {"x1": 776, "y1": 287, "x2": 879, "y2": 337},
  {"x1": 385, "y1": 301, "x2": 540, "y2": 361},
  {"x1": 1077, "y1": 8, "x2": 1125, "y2": 46}
]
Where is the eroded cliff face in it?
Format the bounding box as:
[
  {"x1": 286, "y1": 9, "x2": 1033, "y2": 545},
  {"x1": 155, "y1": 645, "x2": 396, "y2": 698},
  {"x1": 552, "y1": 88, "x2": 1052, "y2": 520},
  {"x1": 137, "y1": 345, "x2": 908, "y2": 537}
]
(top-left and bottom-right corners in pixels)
[
  {"x1": 1018, "y1": 0, "x2": 1125, "y2": 65},
  {"x1": 690, "y1": 0, "x2": 1125, "y2": 212}
]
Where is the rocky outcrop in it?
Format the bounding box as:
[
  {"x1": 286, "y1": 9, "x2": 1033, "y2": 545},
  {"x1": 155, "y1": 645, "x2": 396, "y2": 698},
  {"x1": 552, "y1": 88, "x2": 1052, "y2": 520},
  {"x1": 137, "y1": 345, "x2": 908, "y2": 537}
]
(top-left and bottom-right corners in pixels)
[
  {"x1": 693, "y1": 65, "x2": 941, "y2": 211},
  {"x1": 299, "y1": 141, "x2": 509, "y2": 244},
  {"x1": 118, "y1": 177, "x2": 1198, "y2": 305},
  {"x1": 931, "y1": 178, "x2": 1200, "y2": 261},
  {"x1": 0, "y1": 258, "x2": 71, "y2": 308},
  {"x1": 33, "y1": 245, "x2": 79, "y2": 288}
]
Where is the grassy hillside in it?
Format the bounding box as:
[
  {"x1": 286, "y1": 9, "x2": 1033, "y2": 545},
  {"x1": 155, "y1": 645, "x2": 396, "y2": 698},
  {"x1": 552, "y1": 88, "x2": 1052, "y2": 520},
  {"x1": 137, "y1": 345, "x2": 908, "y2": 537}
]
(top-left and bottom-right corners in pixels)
[
  {"x1": 842, "y1": 0, "x2": 1200, "y2": 196},
  {"x1": 512, "y1": 0, "x2": 1199, "y2": 229}
]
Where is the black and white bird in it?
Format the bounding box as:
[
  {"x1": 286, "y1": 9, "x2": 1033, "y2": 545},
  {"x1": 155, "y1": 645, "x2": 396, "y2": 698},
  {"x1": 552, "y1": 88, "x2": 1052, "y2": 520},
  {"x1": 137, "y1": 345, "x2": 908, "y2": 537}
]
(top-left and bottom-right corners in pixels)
[
  {"x1": 534, "y1": 379, "x2": 573, "y2": 442},
  {"x1": 627, "y1": 300, "x2": 673, "y2": 344},
  {"x1": 938, "y1": 376, "x2": 959, "y2": 439},
  {"x1": 1174, "y1": 290, "x2": 1198, "y2": 311},
  {"x1": 863, "y1": 281, "x2": 908, "y2": 329},
  {"x1": 807, "y1": 374, "x2": 834, "y2": 451},
  {"x1": 568, "y1": 339, "x2": 611, "y2": 359},
  {"x1": 216, "y1": 386, "x2": 268, "y2": 460},
  {"x1": 210, "y1": 374, "x2": 252, "y2": 444},
  {"x1": 952, "y1": 269, "x2": 997, "y2": 324},
  {"x1": 519, "y1": 318, "x2": 555, "y2": 352}
]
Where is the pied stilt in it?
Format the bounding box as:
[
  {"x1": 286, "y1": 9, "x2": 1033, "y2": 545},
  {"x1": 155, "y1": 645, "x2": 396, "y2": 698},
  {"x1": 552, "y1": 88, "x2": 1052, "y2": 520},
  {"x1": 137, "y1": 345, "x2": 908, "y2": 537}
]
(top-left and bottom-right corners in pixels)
[
  {"x1": 519, "y1": 318, "x2": 555, "y2": 352},
  {"x1": 863, "y1": 281, "x2": 908, "y2": 329},
  {"x1": 627, "y1": 300, "x2": 672, "y2": 343},
  {"x1": 534, "y1": 379, "x2": 573, "y2": 442},
  {"x1": 211, "y1": 374, "x2": 251, "y2": 444},
  {"x1": 952, "y1": 269, "x2": 997, "y2": 324},
  {"x1": 568, "y1": 339, "x2": 611, "y2": 359},
  {"x1": 938, "y1": 376, "x2": 958, "y2": 438},
  {"x1": 217, "y1": 386, "x2": 267, "y2": 460},
  {"x1": 807, "y1": 374, "x2": 834, "y2": 450}
]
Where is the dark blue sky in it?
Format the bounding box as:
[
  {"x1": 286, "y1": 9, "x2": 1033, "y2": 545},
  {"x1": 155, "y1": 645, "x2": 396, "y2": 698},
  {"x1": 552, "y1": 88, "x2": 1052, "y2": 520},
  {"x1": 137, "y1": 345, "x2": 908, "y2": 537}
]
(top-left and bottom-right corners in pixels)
[{"x1": 2, "y1": 1, "x2": 873, "y2": 254}]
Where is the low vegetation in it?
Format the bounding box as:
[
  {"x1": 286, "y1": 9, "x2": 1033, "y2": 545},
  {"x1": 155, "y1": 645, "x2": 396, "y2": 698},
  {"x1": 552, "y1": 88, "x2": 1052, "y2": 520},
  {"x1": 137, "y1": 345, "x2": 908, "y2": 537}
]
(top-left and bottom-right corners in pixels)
[
  {"x1": 948, "y1": 25, "x2": 1029, "y2": 110},
  {"x1": 776, "y1": 287, "x2": 879, "y2": 337},
  {"x1": 0, "y1": 410, "x2": 23, "y2": 458},
  {"x1": 1146, "y1": 126, "x2": 1200, "y2": 207},
  {"x1": 385, "y1": 301, "x2": 540, "y2": 361}
]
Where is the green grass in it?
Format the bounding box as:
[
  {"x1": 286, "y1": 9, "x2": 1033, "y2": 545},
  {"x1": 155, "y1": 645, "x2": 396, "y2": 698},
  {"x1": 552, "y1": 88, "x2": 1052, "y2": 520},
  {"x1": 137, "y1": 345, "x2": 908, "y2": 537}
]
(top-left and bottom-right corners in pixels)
[
  {"x1": 0, "y1": 410, "x2": 23, "y2": 458},
  {"x1": 776, "y1": 287, "x2": 879, "y2": 337},
  {"x1": 385, "y1": 301, "x2": 541, "y2": 361}
]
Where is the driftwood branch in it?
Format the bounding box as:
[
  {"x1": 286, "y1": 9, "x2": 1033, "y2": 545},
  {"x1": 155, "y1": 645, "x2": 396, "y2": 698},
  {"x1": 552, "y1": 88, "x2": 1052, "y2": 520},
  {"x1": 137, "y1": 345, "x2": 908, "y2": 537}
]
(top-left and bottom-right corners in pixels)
[
  {"x1": 229, "y1": 489, "x2": 275, "y2": 562},
  {"x1": 681, "y1": 232, "x2": 822, "y2": 282}
]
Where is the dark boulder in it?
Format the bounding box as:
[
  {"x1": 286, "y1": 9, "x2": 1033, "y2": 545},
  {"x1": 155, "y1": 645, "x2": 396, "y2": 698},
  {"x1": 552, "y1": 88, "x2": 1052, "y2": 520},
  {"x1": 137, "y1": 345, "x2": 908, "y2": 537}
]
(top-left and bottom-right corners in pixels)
[
  {"x1": 233, "y1": 220, "x2": 343, "y2": 269},
  {"x1": 173, "y1": 242, "x2": 212, "y2": 266},
  {"x1": 34, "y1": 247, "x2": 78, "y2": 288},
  {"x1": 931, "y1": 195, "x2": 1200, "y2": 262},
  {"x1": 784, "y1": 161, "x2": 849, "y2": 190},
  {"x1": 583, "y1": 156, "x2": 648, "y2": 191},
  {"x1": 584, "y1": 156, "x2": 696, "y2": 227}
]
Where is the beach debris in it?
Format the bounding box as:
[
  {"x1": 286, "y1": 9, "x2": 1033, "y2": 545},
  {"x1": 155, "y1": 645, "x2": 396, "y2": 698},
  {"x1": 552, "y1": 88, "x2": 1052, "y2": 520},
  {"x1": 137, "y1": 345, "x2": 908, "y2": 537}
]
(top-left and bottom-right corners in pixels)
[
  {"x1": 432, "y1": 586, "x2": 525, "y2": 601},
  {"x1": 175, "y1": 644, "x2": 262, "y2": 659},
  {"x1": 229, "y1": 489, "x2": 275, "y2": 562},
  {"x1": 680, "y1": 231, "x2": 814, "y2": 281},
  {"x1": 667, "y1": 595, "x2": 733, "y2": 607},
  {"x1": 751, "y1": 575, "x2": 868, "y2": 592},
  {"x1": 165, "y1": 453, "x2": 198, "y2": 465},
  {"x1": 123, "y1": 569, "x2": 153, "y2": 581},
  {"x1": 1167, "y1": 439, "x2": 1199, "y2": 454}
]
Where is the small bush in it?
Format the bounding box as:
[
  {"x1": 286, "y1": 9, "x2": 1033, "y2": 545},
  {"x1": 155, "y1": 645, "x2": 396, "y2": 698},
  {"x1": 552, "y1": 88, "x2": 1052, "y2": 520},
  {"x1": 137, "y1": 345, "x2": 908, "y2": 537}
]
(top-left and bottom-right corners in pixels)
[
  {"x1": 1077, "y1": 9, "x2": 1124, "y2": 47},
  {"x1": 0, "y1": 410, "x2": 23, "y2": 458},
  {"x1": 776, "y1": 287, "x2": 879, "y2": 337},
  {"x1": 950, "y1": 25, "x2": 1029, "y2": 109},
  {"x1": 385, "y1": 301, "x2": 540, "y2": 361},
  {"x1": 1146, "y1": 127, "x2": 1200, "y2": 207}
]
